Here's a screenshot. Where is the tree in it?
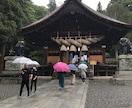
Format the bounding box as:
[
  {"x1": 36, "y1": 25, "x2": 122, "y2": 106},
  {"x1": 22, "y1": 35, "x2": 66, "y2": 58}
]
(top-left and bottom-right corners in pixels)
[
  {"x1": 31, "y1": 5, "x2": 48, "y2": 20},
  {"x1": 97, "y1": 2, "x2": 103, "y2": 13},
  {"x1": 109, "y1": 0, "x2": 132, "y2": 11},
  {"x1": 47, "y1": 0, "x2": 57, "y2": 13},
  {"x1": 0, "y1": 0, "x2": 33, "y2": 73},
  {"x1": 106, "y1": 3, "x2": 132, "y2": 24}
]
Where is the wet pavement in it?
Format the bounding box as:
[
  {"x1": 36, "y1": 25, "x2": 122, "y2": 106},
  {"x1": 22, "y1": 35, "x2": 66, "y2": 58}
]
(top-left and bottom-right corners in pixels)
[
  {"x1": 0, "y1": 78, "x2": 88, "y2": 108},
  {"x1": 85, "y1": 79, "x2": 132, "y2": 108}
]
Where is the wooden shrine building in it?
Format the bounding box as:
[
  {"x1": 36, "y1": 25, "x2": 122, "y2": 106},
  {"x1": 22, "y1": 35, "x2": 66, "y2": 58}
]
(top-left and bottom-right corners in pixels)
[{"x1": 19, "y1": 0, "x2": 132, "y2": 65}]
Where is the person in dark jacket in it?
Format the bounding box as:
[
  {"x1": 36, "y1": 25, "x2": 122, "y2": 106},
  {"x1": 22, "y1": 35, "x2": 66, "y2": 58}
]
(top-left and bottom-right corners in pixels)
[
  {"x1": 19, "y1": 64, "x2": 31, "y2": 98},
  {"x1": 30, "y1": 66, "x2": 38, "y2": 93}
]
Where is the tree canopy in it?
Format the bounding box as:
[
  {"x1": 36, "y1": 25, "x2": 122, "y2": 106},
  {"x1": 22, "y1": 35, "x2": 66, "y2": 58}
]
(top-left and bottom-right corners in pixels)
[
  {"x1": 0, "y1": 0, "x2": 49, "y2": 72},
  {"x1": 97, "y1": 2, "x2": 103, "y2": 13},
  {"x1": 47, "y1": 0, "x2": 57, "y2": 13}
]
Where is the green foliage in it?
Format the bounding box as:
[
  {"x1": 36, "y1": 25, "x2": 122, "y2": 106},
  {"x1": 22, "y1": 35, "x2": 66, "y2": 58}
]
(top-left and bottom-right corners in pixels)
[
  {"x1": 109, "y1": 0, "x2": 132, "y2": 11},
  {"x1": 31, "y1": 5, "x2": 48, "y2": 20},
  {"x1": 125, "y1": 31, "x2": 132, "y2": 41},
  {"x1": 0, "y1": 0, "x2": 32, "y2": 46},
  {"x1": 28, "y1": 48, "x2": 45, "y2": 65},
  {"x1": 106, "y1": 3, "x2": 132, "y2": 24}
]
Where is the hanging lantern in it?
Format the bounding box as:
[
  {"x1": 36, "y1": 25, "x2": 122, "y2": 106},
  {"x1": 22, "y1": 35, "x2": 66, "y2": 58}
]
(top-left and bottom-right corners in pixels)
[
  {"x1": 81, "y1": 45, "x2": 88, "y2": 51},
  {"x1": 60, "y1": 45, "x2": 67, "y2": 51},
  {"x1": 70, "y1": 45, "x2": 77, "y2": 52}
]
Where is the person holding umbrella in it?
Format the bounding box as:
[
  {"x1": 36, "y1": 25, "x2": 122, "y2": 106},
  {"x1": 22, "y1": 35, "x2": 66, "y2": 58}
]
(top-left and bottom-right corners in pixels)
[
  {"x1": 80, "y1": 68, "x2": 87, "y2": 84},
  {"x1": 68, "y1": 64, "x2": 78, "y2": 85},
  {"x1": 53, "y1": 62, "x2": 69, "y2": 89},
  {"x1": 78, "y1": 63, "x2": 88, "y2": 84}
]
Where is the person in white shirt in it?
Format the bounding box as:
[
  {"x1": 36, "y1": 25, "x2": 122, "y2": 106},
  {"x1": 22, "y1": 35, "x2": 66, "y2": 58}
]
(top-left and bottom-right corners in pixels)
[{"x1": 81, "y1": 55, "x2": 84, "y2": 61}]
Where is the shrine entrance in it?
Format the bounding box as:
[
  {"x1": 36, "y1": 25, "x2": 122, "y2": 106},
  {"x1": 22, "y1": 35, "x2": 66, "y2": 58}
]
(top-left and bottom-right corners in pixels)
[{"x1": 19, "y1": 0, "x2": 132, "y2": 76}]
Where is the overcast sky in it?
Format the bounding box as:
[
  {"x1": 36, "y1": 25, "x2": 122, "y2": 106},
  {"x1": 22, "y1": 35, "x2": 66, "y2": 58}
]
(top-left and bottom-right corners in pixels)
[{"x1": 32, "y1": 0, "x2": 110, "y2": 10}]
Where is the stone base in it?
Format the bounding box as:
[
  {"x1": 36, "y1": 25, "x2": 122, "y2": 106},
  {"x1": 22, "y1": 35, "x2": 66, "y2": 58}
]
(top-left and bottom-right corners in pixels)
[
  {"x1": 110, "y1": 78, "x2": 132, "y2": 85},
  {"x1": 112, "y1": 70, "x2": 132, "y2": 85},
  {"x1": 112, "y1": 54, "x2": 132, "y2": 85},
  {"x1": 118, "y1": 54, "x2": 132, "y2": 71},
  {"x1": 4, "y1": 56, "x2": 24, "y2": 71},
  {"x1": 114, "y1": 71, "x2": 132, "y2": 78}
]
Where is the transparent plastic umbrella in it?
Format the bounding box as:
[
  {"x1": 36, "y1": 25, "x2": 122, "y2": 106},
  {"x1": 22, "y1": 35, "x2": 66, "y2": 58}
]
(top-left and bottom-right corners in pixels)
[
  {"x1": 78, "y1": 64, "x2": 88, "y2": 69},
  {"x1": 12, "y1": 57, "x2": 32, "y2": 64}
]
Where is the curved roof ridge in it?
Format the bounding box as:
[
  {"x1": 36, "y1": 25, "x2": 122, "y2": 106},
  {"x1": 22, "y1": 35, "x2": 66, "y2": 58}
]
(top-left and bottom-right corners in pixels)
[{"x1": 21, "y1": 0, "x2": 132, "y2": 30}]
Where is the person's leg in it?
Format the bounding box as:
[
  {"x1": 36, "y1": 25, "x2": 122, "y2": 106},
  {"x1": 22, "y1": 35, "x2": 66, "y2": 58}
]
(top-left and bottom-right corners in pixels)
[
  {"x1": 34, "y1": 79, "x2": 37, "y2": 92},
  {"x1": 61, "y1": 73, "x2": 65, "y2": 88},
  {"x1": 30, "y1": 80, "x2": 33, "y2": 92},
  {"x1": 72, "y1": 74, "x2": 75, "y2": 84},
  {"x1": 58, "y1": 73, "x2": 61, "y2": 87},
  {"x1": 70, "y1": 74, "x2": 73, "y2": 85},
  {"x1": 26, "y1": 80, "x2": 29, "y2": 96},
  {"x1": 19, "y1": 80, "x2": 25, "y2": 96},
  {"x1": 82, "y1": 78, "x2": 85, "y2": 82},
  {"x1": 59, "y1": 73, "x2": 65, "y2": 88}
]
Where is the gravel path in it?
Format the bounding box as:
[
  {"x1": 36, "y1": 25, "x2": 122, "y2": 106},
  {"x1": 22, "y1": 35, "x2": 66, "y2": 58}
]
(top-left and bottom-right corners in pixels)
[
  {"x1": 0, "y1": 79, "x2": 50, "y2": 100},
  {"x1": 85, "y1": 80, "x2": 132, "y2": 108}
]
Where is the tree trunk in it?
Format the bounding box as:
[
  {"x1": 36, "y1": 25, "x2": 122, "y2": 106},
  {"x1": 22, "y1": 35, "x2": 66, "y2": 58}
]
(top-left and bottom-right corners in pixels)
[{"x1": 0, "y1": 43, "x2": 6, "y2": 74}]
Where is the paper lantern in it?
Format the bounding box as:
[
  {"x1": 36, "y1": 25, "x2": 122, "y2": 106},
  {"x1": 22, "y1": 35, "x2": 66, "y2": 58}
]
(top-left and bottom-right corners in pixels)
[
  {"x1": 60, "y1": 45, "x2": 67, "y2": 51},
  {"x1": 70, "y1": 45, "x2": 77, "y2": 52},
  {"x1": 81, "y1": 45, "x2": 88, "y2": 51}
]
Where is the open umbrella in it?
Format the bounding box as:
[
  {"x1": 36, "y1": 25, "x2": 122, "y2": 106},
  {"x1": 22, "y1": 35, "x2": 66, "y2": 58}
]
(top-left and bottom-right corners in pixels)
[
  {"x1": 68, "y1": 64, "x2": 78, "y2": 71},
  {"x1": 12, "y1": 57, "x2": 32, "y2": 64},
  {"x1": 78, "y1": 64, "x2": 88, "y2": 69},
  {"x1": 53, "y1": 62, "x2": 69, "y2": 72},
  {"x1": 27, "y1": 61, "x2": 40, "y2": 66}
]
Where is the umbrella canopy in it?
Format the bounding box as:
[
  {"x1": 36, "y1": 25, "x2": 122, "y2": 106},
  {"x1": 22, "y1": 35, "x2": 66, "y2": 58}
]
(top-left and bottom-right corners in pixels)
[
  {"x1": 12, "y1": 57, "x2": 32, "y2": 64},
  {"x1": 27, "y1": 61, "x2": 40, "y2": 66},
  {"x1": 68, "y1": 64, "x2": 78, "y2": 71},
  {"x1": 53, "y1": 62, "x2": 69, "y2": 72},
  {"x1": 78, "y1": 64, "x2": 88, "y2": 69}
]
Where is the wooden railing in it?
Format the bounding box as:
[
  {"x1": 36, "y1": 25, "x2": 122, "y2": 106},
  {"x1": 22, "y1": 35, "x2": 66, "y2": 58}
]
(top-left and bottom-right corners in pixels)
[{"x1": 94, "y1": 64, "x2": 117, "y2": 76}]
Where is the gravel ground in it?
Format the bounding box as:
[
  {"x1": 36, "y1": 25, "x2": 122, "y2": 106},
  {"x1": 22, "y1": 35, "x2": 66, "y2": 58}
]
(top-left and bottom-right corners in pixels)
[
  {"x1": 0, "y1": 78, "x2": 50, "y2": 101},
  {"x1": 85, "y1": 80, "x2": 132, "y2": 108}
]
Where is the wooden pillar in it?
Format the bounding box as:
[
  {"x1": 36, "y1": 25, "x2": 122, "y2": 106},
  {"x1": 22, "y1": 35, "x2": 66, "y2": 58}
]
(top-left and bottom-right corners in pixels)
[
  {"x1": 101, "y1": 45, "x2": 106, "y2": 63},
  {"x1": 44, "y1": 46, "x2": 48, "y2": 64},
  {"x1": 60, "y1": 51, "x2": 63, "y2": 62}
]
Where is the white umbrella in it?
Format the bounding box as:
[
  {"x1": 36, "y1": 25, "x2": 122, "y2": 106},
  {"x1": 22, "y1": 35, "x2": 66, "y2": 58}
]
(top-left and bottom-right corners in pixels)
[
  {"x1": 12, "y1": 57, "x2": 32, "y2": 64},
  {"x1": 78, "y1": 64, "x2": 88, "y2": 69},
  {"x1": 27, "y1": 60, "x2": 40, "y2": 66}
]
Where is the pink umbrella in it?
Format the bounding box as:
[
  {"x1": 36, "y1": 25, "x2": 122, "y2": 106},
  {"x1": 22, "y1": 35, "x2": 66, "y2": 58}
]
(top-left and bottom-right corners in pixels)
[{"x1": 53, "y1": 62, "x2": 69, "y2": 72}]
